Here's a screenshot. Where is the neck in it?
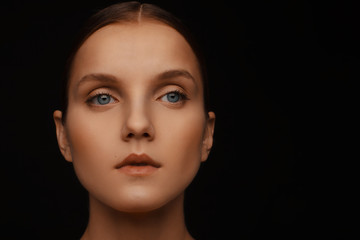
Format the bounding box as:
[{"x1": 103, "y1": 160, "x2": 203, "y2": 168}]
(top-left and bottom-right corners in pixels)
[{"x1": 80, "y1": 193, "x2": 193, "y2": 240}]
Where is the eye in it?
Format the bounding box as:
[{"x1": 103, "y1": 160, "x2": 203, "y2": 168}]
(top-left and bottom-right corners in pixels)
[
  {"x1": 160, "y1": 91, "x2": 187, "y2": 103},
  {"x1": 88, "y1": 93, "x2": 116, "y2": 105}
]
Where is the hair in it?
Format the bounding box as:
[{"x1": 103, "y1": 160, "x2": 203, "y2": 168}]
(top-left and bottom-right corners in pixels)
[{"x1": 60, "y1": 1, "x2": 210, "y2": 124}]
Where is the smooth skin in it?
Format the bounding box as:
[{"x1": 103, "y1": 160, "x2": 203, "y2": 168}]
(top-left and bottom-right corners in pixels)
[{"x1": 54, "y1": 20, "x2": 215, "y2": 240}]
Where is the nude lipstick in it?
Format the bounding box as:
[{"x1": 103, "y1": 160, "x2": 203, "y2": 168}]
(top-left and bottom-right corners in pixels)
[{"x1": 115, "y1": 153, "x2": 161, "y2": 176}]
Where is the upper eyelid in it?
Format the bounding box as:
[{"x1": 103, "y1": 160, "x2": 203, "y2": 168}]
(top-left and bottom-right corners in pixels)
[
  {"x1": 160, "y1": 89, "x2": 187, "y2": 98},
  {"x1": 90, "y1": 92, "x2": 115, "y2": 99},
  {"x1": 158, "y1": 90, "x2": 189, "y2": 106},
  {"x1": 86, "y1": 90, "x2": 119, "y2": 104},
  {"x1": 88, "y1": 88, "x2": 118, "y2": 97},
  {"x1": 86, "y1": 85, "x2": 189, "y2": 99},
  {"x1": 156, "y1": 84, "x2": 189, "y2": 96}
]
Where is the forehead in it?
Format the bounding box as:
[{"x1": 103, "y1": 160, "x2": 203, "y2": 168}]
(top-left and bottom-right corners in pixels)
[{"x1": 70, "y1": 21, "x2": 201, "y2": 87}]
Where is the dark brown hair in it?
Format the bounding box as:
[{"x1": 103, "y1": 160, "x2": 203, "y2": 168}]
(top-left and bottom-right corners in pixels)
[{"x1": 61, "y1": 1, "x2": 209, "y2": 123}]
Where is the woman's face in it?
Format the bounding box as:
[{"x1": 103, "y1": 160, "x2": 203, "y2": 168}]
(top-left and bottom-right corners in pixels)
[{"x1": 54, "y1": 21, "x2": 215, "y2": 212}]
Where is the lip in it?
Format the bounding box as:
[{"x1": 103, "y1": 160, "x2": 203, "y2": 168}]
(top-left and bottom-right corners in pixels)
[{"x1": 115, "y1": 153, "x2": 161, "y2": 176}]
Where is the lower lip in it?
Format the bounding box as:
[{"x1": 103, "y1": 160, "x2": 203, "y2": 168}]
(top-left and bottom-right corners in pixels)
[{"x1": 117, "y1": 165, "x2": 159, "y2": 176}]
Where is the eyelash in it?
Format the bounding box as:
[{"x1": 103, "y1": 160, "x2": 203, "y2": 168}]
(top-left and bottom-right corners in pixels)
[
  {"x1": 86, "y1": 91, "x2": 117, "y2": 105},
  {"x1": 86, "y1": 89, "x2": 189, "y2": 105},
  {"x1": 161, "y1": 90, "x2": 189, "y2": 102}
]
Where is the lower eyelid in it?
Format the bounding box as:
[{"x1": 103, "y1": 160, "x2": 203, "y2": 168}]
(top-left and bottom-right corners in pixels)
[
  {"x1": 159, "y1": 91, "x2": 189, "y2": 104},
  {"x1": 87, "y1": 93, "x2": 117, "y2": 104},
  {"x1": 86, "y1": 89, "x2": 189, "y2": 104}
]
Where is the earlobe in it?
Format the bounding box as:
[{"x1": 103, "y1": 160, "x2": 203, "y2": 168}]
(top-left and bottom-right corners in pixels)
[
  {"x1": 53, "y1": 110, "x2": 73, "y2": 162},
  {"x1": 201, "y1": 111, "x2": 216, "y2": 162}
]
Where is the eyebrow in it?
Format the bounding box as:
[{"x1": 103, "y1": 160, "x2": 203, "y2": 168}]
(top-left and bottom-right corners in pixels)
[
  {"x1": 76, "y1": 73, "x2": 118, "y2": 89},
  {"x1": 156, "y1": 69, "x2": 196, "y2": 84},
  {"x1": 76, "y1": 69, "x2": 196, "y2": 89}
]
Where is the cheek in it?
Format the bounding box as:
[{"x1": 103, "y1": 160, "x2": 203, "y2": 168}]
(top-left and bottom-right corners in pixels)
[
  {"x1": 63, "y1": 101, "x2": 206, "y2": 211},
  {"x1": 65, "y1": 108, "x2": 121, "y2": 189},
  {"x1": 155, "y1": 106, "x2": 205, "y2": 180}
]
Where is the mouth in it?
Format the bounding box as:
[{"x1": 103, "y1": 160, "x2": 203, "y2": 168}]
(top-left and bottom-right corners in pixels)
[{"x1": 115, "y1": 153, "x2": 161, "y2": 176}]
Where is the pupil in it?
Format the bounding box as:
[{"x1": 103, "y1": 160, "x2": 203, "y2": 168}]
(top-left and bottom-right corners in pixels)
[
  {"x1": 98, "y1": 95, "x2": 110, "y2": 104},
  {"x1": 167, "y1": 92, "x2": 179, "y2": 102}
]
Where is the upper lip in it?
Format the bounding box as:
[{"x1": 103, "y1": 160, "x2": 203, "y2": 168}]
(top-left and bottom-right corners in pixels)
[{"x1": 115, "y1": 153, "x2": 161, "y2": 169}]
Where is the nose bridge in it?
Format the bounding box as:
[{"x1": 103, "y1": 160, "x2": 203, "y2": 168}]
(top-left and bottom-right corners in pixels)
[{"x1": 122, "y1": 92, "x2": 154, "y2": 140}]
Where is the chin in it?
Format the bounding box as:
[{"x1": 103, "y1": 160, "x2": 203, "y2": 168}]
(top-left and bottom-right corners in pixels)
[
  {"x1": 100, "y1": 187, "x2": 179, "y2": 214},
  {"x1": 116, "y1": 202, "x2": 164, "y2": 213},
  {"x1": 110, "y1": 197, "x2": 173, "y2": 214}
]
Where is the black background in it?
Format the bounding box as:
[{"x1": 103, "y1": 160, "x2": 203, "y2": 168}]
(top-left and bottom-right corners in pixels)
[{"x1": 1, "y1": 0, "x2": 357, "y2": 239}]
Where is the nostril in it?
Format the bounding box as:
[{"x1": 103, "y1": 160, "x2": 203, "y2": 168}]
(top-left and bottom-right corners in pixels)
[
  {"x1": 126, "y1": 132, "x2": 151, "y2": 139},
  {"x1": 122, "y1": 123, "x2": 154, "y2": 140}
]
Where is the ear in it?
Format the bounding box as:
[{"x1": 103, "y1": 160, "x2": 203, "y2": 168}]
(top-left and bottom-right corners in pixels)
[
  {"x1": 53, "y1": 110, "x2": 73, "y2": 162},
  {"x1": 201, "y1": 111, "x2": 216, "y2": 162}
]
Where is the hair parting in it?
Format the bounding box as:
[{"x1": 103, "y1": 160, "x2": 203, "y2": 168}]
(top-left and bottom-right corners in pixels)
[{"x1": 60, "y1": 1, "x2": 210, "y2": 124}]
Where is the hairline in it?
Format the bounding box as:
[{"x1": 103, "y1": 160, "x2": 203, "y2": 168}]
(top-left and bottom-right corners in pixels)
[
  {"x1": 61, "y1": 2, "x2": 209, "y2": 124},
  {"x1": 67, "y1": 18, "x2": 203, "y2": 96}
]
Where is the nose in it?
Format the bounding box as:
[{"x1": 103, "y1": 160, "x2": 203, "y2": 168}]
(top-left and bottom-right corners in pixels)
[{"x1": 121, "y1": 103, "x2": 154, "y2": 141}]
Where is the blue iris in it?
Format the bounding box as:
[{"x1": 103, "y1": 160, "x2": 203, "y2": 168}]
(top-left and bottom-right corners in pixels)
[
  {"x1": 166, "y1": 92, "x2": 180, "y2": 103},
  {"x1": 97, "y1": 94, "x2": 111, "y2": 105}
]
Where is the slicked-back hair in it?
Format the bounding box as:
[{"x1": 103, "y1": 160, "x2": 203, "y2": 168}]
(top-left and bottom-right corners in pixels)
[{"x1": 61, "y1": 1, "x2": 209, "y2": 123}]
